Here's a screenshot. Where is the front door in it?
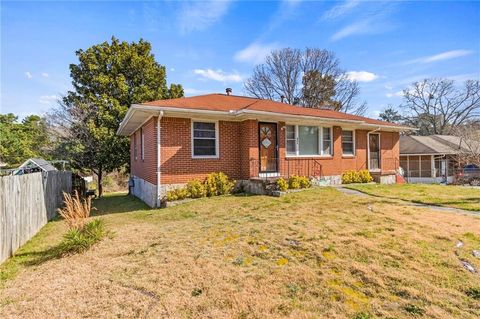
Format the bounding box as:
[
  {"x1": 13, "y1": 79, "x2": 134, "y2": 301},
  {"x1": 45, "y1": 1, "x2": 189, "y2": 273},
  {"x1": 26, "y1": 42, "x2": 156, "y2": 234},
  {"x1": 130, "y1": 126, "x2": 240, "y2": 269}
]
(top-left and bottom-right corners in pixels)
[
  {"x1": 259, "y1": 123, "x2": 278, "y2": 172},
  {"x1": 369, "y1": 133, "x2": 380, "y2": 171}
]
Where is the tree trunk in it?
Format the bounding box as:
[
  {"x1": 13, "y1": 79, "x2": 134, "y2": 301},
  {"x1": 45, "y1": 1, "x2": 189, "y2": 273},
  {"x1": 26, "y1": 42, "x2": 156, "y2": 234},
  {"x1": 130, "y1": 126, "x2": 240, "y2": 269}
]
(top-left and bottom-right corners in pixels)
[{"x1": 97, "y1": 168, "x2": 103, "y2": 198}]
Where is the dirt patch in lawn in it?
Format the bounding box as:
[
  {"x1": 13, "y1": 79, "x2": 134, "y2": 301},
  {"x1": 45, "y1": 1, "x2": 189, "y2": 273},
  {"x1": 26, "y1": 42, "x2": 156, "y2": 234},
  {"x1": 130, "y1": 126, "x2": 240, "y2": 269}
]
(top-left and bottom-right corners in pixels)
[{"x1": 1, "y1": 189, "x2": 480, "y2": 318}]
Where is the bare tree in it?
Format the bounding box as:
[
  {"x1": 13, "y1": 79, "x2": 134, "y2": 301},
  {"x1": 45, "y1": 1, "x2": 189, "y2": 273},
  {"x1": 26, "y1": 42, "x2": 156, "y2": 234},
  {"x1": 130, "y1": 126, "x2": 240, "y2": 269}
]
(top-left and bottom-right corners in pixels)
[
  {"x1": 401, "y1": 78, "x2": 480, "y2": 135},
  {"x1": 453, "y1": 124, "x2": 480, "y2": 166},
  {"x1": 244, "y1": 48, "x2": 366, "y2": 115}
]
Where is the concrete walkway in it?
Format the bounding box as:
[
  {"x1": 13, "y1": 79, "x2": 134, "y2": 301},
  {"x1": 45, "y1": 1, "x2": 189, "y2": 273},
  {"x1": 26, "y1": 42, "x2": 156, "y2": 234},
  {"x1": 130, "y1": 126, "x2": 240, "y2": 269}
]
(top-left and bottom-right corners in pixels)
[{"x1": 335, "y1": 186, "x2": 480, "y2": 217}]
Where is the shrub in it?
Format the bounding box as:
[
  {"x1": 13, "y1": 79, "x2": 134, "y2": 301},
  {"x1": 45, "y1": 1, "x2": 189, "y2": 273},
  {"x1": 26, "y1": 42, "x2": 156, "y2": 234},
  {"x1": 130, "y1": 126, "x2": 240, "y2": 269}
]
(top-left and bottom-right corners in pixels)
[
  {"x1": 358, "y1": 169, "x2": 373, "y2": 183},
  {"x1": 57, "y1": 219, "x2": 106, "y2": 255},
  {"x1": 466, "y1": 287, "x2": 480, "y2": 299},
  {"x1": 288, "y1": 175, "x2": 301, "y2": 189},
  {"x1": 341, "y1": 170, "x2": 373, "y2": 184},
  {"x1": 204, "y1": 172, "x2": 235, "y2": 196},
  {"x1": 187, "y1": 179, "x2": 206, "y2": 198},
  {"x1": 298, "y1": 176, "x2": 311, "y2": 188},
  {"x1": 57, "y1": 191, "x2": 94, "y2": 230},
  {"x1": 276, "y1": 178, "x2": 288, "y2": 191},
  {"x1": 166, "y1": 187, "x2": 189, "y2": 201}
]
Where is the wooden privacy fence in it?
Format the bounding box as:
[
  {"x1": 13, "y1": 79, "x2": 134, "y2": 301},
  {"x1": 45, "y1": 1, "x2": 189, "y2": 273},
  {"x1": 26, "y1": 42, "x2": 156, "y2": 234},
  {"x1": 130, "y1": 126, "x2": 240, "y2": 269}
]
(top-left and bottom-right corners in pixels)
[{"x1": 0, "y1": 171, "x2": 72, "y2": 263}]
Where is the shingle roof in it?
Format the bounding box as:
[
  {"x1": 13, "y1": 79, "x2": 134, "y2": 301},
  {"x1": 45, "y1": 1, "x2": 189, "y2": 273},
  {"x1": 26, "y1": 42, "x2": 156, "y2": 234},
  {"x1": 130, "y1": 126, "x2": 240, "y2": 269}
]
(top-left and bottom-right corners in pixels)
[
  {"x1": 20, "y1": 158, "x2": 57, "y2": 171},
  {"x1": 142, "y1": 94, "x2": 404, "y2": 127},
  {"x1": 400, "y1": 135, "x2": 470, "y2": 155}
]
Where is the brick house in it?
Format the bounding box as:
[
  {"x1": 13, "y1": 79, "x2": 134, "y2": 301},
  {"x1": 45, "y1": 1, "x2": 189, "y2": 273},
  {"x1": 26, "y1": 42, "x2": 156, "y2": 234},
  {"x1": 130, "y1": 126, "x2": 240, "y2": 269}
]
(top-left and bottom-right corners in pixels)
[{"x1": 117, "y1": 92, "x2": 411, "y2": 207}]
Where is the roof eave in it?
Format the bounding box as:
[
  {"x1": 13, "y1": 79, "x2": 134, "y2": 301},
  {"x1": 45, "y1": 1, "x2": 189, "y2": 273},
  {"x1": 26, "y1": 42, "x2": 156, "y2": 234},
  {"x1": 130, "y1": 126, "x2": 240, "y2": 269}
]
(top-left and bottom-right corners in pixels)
[{"x1": 116, "y1": 104, "x2": 415, "y2": 136}]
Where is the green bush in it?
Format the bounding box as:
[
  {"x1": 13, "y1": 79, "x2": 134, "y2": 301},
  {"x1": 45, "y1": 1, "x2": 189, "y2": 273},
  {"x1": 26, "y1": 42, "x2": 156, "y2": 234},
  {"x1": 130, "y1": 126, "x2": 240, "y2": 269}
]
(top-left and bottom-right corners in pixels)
[
  {"x1": 166, "y1": 172, "x2": 234, "y2": 201},
  {"x1": 288, "y1": 175, "x2": 310, "y2": 189},
  {"x1": 276, "y1": 178, "x2": 288, "y2": 191},
  {"x1": 358, "y1": 169, "x2": 373, "y2": 183},
  {"x1": 57, "y1": 219, "x2": 106, "y2": 255},
  {"x1": 187, "y1": 179, "x2": 206, "y2": 198},
  {"x1": 341, "y1": 170, "x2": 373, "y2": 184},
  {"x1": 204, "y1": 172, "x2": 235, "y2": 197},
  {"x1": 288, "y1": 175, "x2": 301, "y2": 189},
  {"x1": 298, "y1": 176, "x2": 311, "y2": 188},
  {"x1": 166, "y1": 187, "x2": 189, "y2": 201}
]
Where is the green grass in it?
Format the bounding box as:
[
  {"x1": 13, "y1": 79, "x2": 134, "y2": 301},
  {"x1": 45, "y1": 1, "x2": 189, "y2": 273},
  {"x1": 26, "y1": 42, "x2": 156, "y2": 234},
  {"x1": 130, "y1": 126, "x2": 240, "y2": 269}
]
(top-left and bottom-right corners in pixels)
[
  {"x1": 1, "y1": 189, "x2": 479, "y2": 318},
  {"x1": 345, "y1": 183, "x2": 480, "y2": 211}
]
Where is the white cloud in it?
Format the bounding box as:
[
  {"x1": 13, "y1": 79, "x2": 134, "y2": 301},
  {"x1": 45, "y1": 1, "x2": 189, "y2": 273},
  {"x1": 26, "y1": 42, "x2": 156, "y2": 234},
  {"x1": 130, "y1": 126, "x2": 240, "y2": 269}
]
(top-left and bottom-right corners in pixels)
[
  {"x1": 193, "y1": 69, "x2": 243, "y2": 83},
  {"x1": 346, "y1": 71, "x2": 378, "y2": 82},
  {"x1": 25, "y1": 72, "x2": 32, "y2": 79},
  {"x1": 178, "y1": 1, "x2": 231, "y2": 34},
  {"x1": 331, "y1": 19, "x2": 372, "y2": 41},
  {"x1": 404, "y1": 50, "x2": 474, "y2": 65},
  {"x1": 234, "y1": 42, "x2": 279, "y2": 64},
  {"x1": 322, "y1": 0, "x2": 360, "y2": 20},
  {"x1": 39, "y1": 95, "x2": 59, "y2": 104},
  {"x1": 330, "y1": 2, "x2": 397, "y2": 41},
  {"x1": 385, "y1": 91, "x2": 403, "y2": 98},
  {"x1": 41, "y1": 72, "x2": 49, "y2": 77}
]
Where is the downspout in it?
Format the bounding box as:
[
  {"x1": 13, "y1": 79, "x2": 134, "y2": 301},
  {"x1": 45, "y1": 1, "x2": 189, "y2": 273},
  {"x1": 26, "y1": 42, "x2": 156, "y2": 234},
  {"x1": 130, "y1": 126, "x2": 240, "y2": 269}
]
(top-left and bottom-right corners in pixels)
[{"x1": 156, "y1": 111, "x2": 164, "y2": 207}]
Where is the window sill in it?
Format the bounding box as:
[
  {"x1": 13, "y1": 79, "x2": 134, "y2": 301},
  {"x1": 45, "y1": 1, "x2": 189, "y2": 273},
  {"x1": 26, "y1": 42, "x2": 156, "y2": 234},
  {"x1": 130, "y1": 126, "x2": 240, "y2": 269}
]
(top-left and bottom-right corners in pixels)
[
  {"x1": 342, "y1": 155, "x2": 356, "y2": 159},
  {"x1": 192, "y1": 156, "x2": 219, "y2": 160},
  {"x1": 286, "y1": 155, "x2": 333, "y2": 159}
]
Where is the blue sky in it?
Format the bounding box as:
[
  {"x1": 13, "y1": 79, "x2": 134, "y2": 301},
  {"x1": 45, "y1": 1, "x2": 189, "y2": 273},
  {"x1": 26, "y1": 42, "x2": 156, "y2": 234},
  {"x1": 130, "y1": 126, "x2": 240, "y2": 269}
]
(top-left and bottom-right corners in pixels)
[{"x1": 1, "y1": 0, "x2": 479, "y2": 119}]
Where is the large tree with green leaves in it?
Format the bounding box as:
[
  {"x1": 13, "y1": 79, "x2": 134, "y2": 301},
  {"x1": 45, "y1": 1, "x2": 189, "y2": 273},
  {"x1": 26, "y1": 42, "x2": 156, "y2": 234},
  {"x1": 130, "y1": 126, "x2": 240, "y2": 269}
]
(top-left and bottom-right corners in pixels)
[
  {"x1": 52, "y1": 37, "x2": 183, "y2": 196},
  {"x1": 0, "y1": 113, "x2": 51, "y2": 166}
]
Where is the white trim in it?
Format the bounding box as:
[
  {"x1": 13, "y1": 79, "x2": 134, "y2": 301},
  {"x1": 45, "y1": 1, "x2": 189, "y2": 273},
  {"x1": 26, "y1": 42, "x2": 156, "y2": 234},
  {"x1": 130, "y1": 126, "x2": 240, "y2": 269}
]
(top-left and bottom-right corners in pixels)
[
  {"x1": 191, "y1": 119, "x2": 219, "y2": 159},
  {"x1": 367, "y1": 132, "x2": 381, "y2": 171},
  {"x1": 342, "y1": 129, "x2": 356, "y2": 156}
]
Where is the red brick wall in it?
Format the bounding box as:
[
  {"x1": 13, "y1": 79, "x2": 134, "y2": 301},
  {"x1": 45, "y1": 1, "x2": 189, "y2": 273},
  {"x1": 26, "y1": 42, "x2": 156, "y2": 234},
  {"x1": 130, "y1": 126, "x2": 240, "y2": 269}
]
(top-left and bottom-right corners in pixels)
[
  {"x1": 130, "y1": 117, "x2": 157, "y2": 185},
  {"x1": 130, "y1": 117, "x2": 400, "y2": 185},
  {"x1": 159, "y1": 117, "x2": 243, "y2": 184}
]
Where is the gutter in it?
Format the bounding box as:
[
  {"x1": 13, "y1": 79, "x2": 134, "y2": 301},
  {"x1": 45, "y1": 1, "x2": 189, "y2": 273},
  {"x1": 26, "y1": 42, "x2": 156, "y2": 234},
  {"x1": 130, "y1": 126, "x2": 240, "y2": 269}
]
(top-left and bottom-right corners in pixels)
[{"x1": 118, "y1": 104, "x2": 414, "y2": 136}]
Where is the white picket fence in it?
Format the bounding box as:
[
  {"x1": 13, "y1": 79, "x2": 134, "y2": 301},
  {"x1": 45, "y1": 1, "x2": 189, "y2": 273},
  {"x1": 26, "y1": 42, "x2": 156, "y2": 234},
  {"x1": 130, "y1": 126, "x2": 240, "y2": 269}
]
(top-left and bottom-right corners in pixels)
[{"x1": 0, "y1": 171, "x2": 72, "y2": 263}]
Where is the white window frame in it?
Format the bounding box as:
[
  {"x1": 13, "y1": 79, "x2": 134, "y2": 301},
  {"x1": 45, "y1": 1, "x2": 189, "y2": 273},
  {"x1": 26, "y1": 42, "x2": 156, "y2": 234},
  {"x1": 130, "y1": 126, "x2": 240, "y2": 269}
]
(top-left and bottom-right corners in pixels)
[
  {"x1": 191, "y1": 120, "x2": 219, "y2": 159},
  {"x1": 342, "y1": 129, "x2": 356, "y2": 156},
  {"x1": 285, "y1": 124, "x2": 333, "y2": 158}
]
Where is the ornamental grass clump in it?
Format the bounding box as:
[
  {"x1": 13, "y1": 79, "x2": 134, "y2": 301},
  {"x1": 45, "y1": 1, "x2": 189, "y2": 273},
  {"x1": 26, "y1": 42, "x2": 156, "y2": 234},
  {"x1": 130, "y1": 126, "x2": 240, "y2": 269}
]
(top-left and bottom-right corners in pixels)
[
  {"x1": 56, "y1": 191, "x2": 105, "y2": 255},
  {"x1": 57, "y1": 191, "x2": 94, "y2": 230}
]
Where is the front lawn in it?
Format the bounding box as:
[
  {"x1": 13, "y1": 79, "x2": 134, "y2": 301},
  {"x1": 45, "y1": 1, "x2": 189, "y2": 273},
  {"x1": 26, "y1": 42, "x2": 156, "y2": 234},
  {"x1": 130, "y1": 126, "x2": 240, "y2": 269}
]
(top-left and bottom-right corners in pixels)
[
  {"x1": 1, "y1": 188, "x2": 479, "y2": 318},
  {"x1": 345, "y1": 183, "x2": 480, "y2": 211}
]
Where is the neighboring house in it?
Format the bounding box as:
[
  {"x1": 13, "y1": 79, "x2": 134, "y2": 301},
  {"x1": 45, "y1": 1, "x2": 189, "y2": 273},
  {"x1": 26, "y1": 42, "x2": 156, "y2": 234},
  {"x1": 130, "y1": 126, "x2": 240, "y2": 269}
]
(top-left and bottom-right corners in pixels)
[
  {"x1": 399, "y1": 135, "x2": 472, "y2": 184},
  {"x1": 117, "y1": 92, "x2": 411, "y2": 207},
  {"x1": 14, "y1": 158, "x2": 57, "y2": 175}
]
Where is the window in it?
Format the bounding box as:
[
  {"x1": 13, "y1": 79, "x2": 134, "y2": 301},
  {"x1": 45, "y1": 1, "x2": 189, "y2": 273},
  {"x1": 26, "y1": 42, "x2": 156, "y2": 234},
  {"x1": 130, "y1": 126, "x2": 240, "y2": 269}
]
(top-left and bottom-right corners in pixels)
[
  {"x1": 133, "y1": 131, "x2": 138, "y2": 161},
  {"x1": 140, "y1": 128, "x2": 144, "y2": 161},
  {"x1": 192, "y1": 121, "x2": 218, "y2": 157},
  {"x1": 286, "y1": 125, "x2": 296, "y2": 155},
  {"x1": 285, "y1": 125, "x2": 332, "y2": 156},
  {"x1": 299, "y1": 126, "x2": 319, "y2": 155},
  {"x1": 322, "y1": 127, "x2": 332, "y2": 155},
  {"x1": 342, "y1": 130, "x2": 355, "y2": 156}
]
